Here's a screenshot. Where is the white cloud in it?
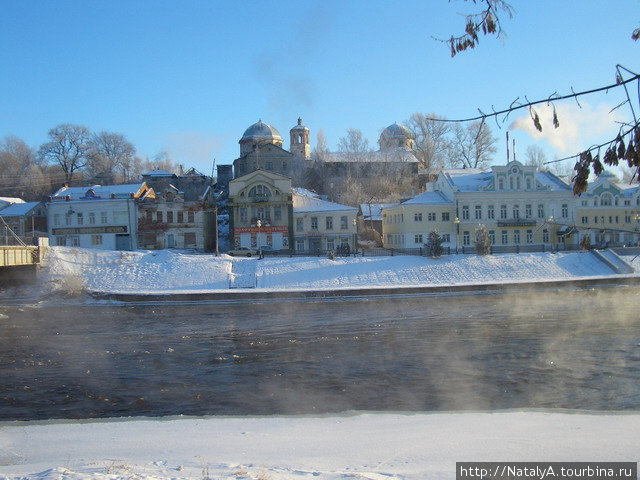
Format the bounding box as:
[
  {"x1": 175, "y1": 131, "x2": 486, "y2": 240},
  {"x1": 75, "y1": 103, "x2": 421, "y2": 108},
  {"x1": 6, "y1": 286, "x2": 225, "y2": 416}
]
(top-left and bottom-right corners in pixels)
[{"x1": 509, "y1": 102, "x2": 626, "y2": 154}]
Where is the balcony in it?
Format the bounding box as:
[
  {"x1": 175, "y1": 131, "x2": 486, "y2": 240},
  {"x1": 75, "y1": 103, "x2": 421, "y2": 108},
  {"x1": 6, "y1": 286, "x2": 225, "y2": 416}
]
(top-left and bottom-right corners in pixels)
[{"x1": 497, "y1": 219, "x2": 537, "y2": 227}]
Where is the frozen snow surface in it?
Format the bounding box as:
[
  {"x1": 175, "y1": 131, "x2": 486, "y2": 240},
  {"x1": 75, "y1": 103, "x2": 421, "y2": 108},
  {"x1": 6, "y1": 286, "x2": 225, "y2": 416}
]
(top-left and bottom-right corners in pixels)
[{"x1": 40, "y1": 246, "x2": 635, "y2": 295}]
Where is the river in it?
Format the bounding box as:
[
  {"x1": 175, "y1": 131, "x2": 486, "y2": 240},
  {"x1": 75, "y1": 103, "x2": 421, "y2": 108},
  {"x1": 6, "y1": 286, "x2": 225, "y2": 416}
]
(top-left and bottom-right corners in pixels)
[{"x1": 1, "y1": 287, "x2": 639, "y2": 420}]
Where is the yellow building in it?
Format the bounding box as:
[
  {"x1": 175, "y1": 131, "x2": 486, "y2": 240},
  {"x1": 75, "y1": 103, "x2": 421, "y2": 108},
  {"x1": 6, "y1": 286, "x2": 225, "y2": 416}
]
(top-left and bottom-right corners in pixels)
[{"x1": 575, "y1": 171, "x2": 640, "y2": 247}]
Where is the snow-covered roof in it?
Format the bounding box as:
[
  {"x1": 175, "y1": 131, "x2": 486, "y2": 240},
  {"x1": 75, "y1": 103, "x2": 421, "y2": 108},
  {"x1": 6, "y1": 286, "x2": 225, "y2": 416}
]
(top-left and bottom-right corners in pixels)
[
  {"x1": 359, "y1": 203, "x2": 397, "y2": 220},
  {"x1": 51, "y1": 183, "x2": 147, "y2": 201},
  {"x1": 0, "y1": 197, "x2": 25, "y2": 205},
  {"x1": 401, "y1": 191, "x2": 453, "y2": 206},
  {"x1": 292, "y1": 187, "x2": 320, "y2": 198},
  {"x1": 0, "y1": 201, "x2": 42, "y2": 216},
  {"x1": 586, "y1": 170, "x2": 639, "y2": 195},
  {"x1": 443, "y1": 169, "x2": 491, "y2": 191},
  {"x1": 536, "y1": 171, "x2": 571, "y2": 191},
  {"x1": 293, "y1": 193, "x2": 356, "y2": 214}
]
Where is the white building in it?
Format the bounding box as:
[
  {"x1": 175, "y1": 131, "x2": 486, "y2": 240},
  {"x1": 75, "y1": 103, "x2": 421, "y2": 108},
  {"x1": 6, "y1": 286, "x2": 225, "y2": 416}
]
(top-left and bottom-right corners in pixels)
[
  {"x1": 47, "y1": 183, "x2": 153, "y2": 250},
  {"x1": 293, "y1": 189, "x2": 358, "y2": 252}
]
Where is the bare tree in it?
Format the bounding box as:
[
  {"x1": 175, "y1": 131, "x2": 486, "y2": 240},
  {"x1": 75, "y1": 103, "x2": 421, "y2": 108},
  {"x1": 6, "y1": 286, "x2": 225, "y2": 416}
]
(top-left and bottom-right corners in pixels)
[
  {"x1": 337, "y1": 129, "x2": 372, "y2": 161},
  {"x1": 524, "y1": 145, "x2": 548, "y2": 170},
  {"x1": 87, "y1": 131, "x2": 136, "y2": 184},
  {"x1": 405, "y1": 112, "x2": 451, "y2": 171},
  {"x1": 449, "y1": 121, "x2": 497, "y2": 169},
  {"x1": 38, "y1": 124, "x2": 92, "y2": 184}
]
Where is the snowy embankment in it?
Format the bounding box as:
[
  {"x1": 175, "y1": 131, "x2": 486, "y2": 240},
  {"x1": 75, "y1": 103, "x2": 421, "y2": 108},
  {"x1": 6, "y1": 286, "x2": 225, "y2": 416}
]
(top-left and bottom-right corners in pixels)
[
  {"x1": 40, "y1": 246, "x2": 636, "y2": 295},
  {"x1": 2, "y1": 412, "x2": 639, "y2": 480}
]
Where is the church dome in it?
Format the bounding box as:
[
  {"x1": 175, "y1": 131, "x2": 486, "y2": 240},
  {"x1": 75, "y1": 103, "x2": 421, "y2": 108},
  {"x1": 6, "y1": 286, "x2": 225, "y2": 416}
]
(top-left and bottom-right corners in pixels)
[
  {"x1": 290, "y1": 117, "x2": 309, "y2": 132},
  {"x1": 241, "y1": 120, "x2": 282, "y2": 143},
  {"x1": 379, "y1": 123, "x2": 415, "y2": 150}
]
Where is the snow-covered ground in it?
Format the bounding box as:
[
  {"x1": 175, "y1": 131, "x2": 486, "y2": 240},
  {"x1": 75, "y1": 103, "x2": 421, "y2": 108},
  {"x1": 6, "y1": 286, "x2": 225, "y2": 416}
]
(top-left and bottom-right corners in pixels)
[
  {"x1": 2, "y1": 247, "x2": 639, "y2": 479},
  {"x1": 2, "y1": 412, "x2": 639, "y2": 480},
  {"x1": 39, "y1": 246, "x2": 638, "y2": 295}
]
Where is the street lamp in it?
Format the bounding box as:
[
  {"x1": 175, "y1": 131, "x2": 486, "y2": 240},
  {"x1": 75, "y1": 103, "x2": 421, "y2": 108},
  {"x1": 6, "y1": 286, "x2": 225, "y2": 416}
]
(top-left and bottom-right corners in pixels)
[
  {"x1": 352, "y1": 218, "x2": 358, "y2": 255},
  {"x1": 454, "y1": 216, "x2": 460, "y2": 254},
  {"x1": 256, "y1": 219, "x2": 262, "y2": 257}
]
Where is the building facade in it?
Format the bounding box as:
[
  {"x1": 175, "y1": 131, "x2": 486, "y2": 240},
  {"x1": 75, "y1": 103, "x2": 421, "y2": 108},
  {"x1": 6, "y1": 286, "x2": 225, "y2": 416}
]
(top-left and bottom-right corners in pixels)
[
  {"x1": 574, "y1": 170, "x2": 640, "y2": 247},
  {"x1": 382, "y1": 161, "x2": 576, "y2": 251},
  {"x1": 228, "y1": 170, "x2": 294, "y2": 250},
  {"x1": 47, "y1": 183, "x2": 153, "y2": 250},
  {"x1": 0, "y1": 201, "x2": 47, "y2": 240},
  {"x1": 293, "y1": 189, "x2": 358, "y2": 252}
]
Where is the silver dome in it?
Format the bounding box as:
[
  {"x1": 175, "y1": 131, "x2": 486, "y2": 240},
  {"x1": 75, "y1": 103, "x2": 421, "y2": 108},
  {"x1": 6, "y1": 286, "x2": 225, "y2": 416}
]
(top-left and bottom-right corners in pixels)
[{"x1": 240, "y1": 120, "x2": 283, "y2": 142}]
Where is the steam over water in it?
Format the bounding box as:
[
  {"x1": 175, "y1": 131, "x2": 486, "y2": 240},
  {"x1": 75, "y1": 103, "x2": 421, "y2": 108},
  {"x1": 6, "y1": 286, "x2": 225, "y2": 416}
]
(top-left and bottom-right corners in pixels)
[{"x1": 1, "y1": 288, "x2": 640, "y2": 420}]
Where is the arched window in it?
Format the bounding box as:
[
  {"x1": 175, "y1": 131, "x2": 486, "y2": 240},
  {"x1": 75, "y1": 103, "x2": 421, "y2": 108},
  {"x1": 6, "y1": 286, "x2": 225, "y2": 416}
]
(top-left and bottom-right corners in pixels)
[
  {"x1": 248, "y1": 184, "x2": 272, "y2": 199},
  {"x1": 498, "y1": 178, "x2": 504, "y2": 190},
  {"x1": 526, "y1": 177, "x2": 532, "y2": 190},
  {"x1": 601, "y1": 193, "x2": 613, "y2": 206}
]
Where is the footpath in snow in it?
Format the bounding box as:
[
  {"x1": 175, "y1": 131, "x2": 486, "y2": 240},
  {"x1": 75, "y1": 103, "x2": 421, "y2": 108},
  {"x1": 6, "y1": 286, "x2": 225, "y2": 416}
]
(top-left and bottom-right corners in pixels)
[{"x1": 37, "y1": 246, "x2": 639, "y2": 296}]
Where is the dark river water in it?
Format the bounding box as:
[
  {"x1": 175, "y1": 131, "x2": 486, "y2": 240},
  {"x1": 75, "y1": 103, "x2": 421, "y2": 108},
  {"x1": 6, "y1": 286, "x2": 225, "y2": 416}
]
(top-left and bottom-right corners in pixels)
[{"x1": 1, "y1": 287, "x2": 640, "y2": 420}]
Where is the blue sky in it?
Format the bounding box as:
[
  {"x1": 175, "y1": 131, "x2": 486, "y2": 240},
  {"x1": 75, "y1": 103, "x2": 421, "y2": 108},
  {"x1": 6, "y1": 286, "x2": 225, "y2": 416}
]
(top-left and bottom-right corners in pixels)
[{"x1": 1, "y1": 1, "x2": 639, "y2": 176}]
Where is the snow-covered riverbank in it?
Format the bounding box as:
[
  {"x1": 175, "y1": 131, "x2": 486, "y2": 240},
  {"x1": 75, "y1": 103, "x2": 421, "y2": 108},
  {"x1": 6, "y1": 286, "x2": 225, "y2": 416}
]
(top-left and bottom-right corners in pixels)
[
  {"x1": 2, "y1": 411, "x2": 639, "y2": 480},
  {"x1": 39, "y1": 246, "x2": 638, "y2": 295}
]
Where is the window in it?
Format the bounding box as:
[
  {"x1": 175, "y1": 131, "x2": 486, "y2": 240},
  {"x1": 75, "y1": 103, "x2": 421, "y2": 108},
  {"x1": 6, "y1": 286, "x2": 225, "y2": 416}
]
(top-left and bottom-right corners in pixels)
[
  {"x1": 311, "y1": 217, "x2": 318, "y2": 230},
  {"x1": 500, "y1": 205, "x2": 507, "y2": 220},
  {"x1": 625, "y1": 215, "x2": 631, "y2": 223},
  {"x1": 601, "y1": 193, "x2": 612, "y2": 206},
  {"x1": 157, "y1": 211, "x2": 163, "y2": 222},
  {"x1": 441, "y1": 233, "x2": 451, "y2": 243},
  {"x1": 594, "y1": 216, "x2": 598, "y2": 224},
  {"x1": 188, "y1": 211, "x2": 194, "y2": 223},
  {"x1": 525, "y1": 204, "x2": 532, "y2": 218},
  {"x1": 326, "y1": 216, "x2": 333, "y2": 230},
  {"x1": 326, "y1": 237, "x2": 335, "y2": 251},
  {"x1": 538, "y1": 204, "x2": 545, "y2": 218},
  {"x1": 487, "y1": 206, "x2": 494, "y2": 220},
  {"x1": 101, "y1": 212, "x2": 108, "y2": 224},
  {"x1": 462, "y1": 205, "x2": 469, "y2": 220},
  {"x1": 581, "y1": 216, "x2": 588, "y2": 224},
  {"x1": 266, "y1": 161, "x2": 273, "y2": 170},
  {"x1": 475, "y1": 205, "x2": 482, "y2": 220},
  {"x1": 91, "y1": 235, "x2": 102, "y2": 246},
  {"x1": 56, "y1": 236, "x2": 66, "y2": 246},
  {"x1": 177, "y1": 211, "x2": 184, "y2": 223},
  {"x1": 501, "y1": 230, "x2": 508, "y2": 244},
  {"x1": 513, "y1": 205, "x2": 520, "y2": 219},
  {"x1": 65, "y1": 214, "x2": 71, "y2": 226},
  {"x1": 184, "y1": 232, "x2": 196, "y2": 246},
  {"x1": 414, "y1": 213, "x2": 422, "y2": 222},
  {"x1": 615, "y1": 216, "x2": 619, "y2": 224},
  {"x1": 514, "y1": 230, "x2": 521, "y2": 244},
  {"x1": 543, "y1": 229, "x2": 550, "y2": 243},
  {"x1": 341, "y1": 216, "x2": 348, "y2": 229},
  {"x1": 526, "y1": 177, "x2": 532, "y2": 190},
  {"x1": 167, "y1": 211, "x2": 174, "y2": 223},
  {"x1": 526, "y1": 229, "x2": 533, "y2": 243},
  {"x1": 463, "y1": 231, "x2": 470, "y2": 245},
  {"x1": 248, "y1": 184, "x2": 272, "y2": 198},
  {"x1": 240, "y1": 208, "x2": 248, "y2": 223},
  {"x1": 415, "y1": 234, "x2": 423, "y2": 244},
  {"x1": 625, "y1": 200, "x2": 631, "y2": 206},
  {"x1": 428, "y1": 212, "x2": 436, "y2": 221},
  {"x1": 77, "y1": 213, "x2": 83, "y2": 225},
  {"x1": 498, "y1": 178, "x2": 504, "y2": 190},
  {"x1": 562, "y1": 204, "x2": 568, "y2": 218},
  {"x1": 609, "y1": 216, "x2": 613, "y2": 224},
  {"x1": 54, "y1": 213, "x2": 60, "y2": 226},
  {"x1": 89, "y1": 212, "x2": 95, "y2": 225},
  {"x1": 489, "y1": 230, "x2": 496, "y2": 244},
  {"x1": 296, "y1": 238, "x2": 305, "y2": 251},
  {"x1": 296, "y1": 218, "x2": 304, "y2": 232},
  {"x1": 442, "y1": 212, "x2": 450, "y2": 221},
  {"x1": 274, "y1": 206, "x2": 282, "y2": 221}
]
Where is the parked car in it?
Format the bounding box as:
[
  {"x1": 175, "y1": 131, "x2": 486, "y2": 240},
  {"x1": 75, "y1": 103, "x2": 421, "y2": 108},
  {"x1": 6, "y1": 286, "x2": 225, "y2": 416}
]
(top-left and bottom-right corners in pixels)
[{"x1": 227, "y1": 247, "x2": 257, "y2": 257}]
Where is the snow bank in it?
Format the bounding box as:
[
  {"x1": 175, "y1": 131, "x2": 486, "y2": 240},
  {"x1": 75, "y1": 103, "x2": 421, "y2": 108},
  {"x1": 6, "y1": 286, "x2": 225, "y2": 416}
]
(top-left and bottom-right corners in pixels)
[
  {"x1": 2, "y1": 412, "x2": 639, "y2": 479},
  {"x1": 40, "y1": 247, "x2": 630, "y2": 295}
]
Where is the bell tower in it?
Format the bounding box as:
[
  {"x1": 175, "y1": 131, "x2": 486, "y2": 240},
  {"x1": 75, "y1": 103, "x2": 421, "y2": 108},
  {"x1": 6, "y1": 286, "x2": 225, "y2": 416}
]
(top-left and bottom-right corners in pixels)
[{"x1": 289, "y1": 118, "x2": 310, "y2": 159}]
